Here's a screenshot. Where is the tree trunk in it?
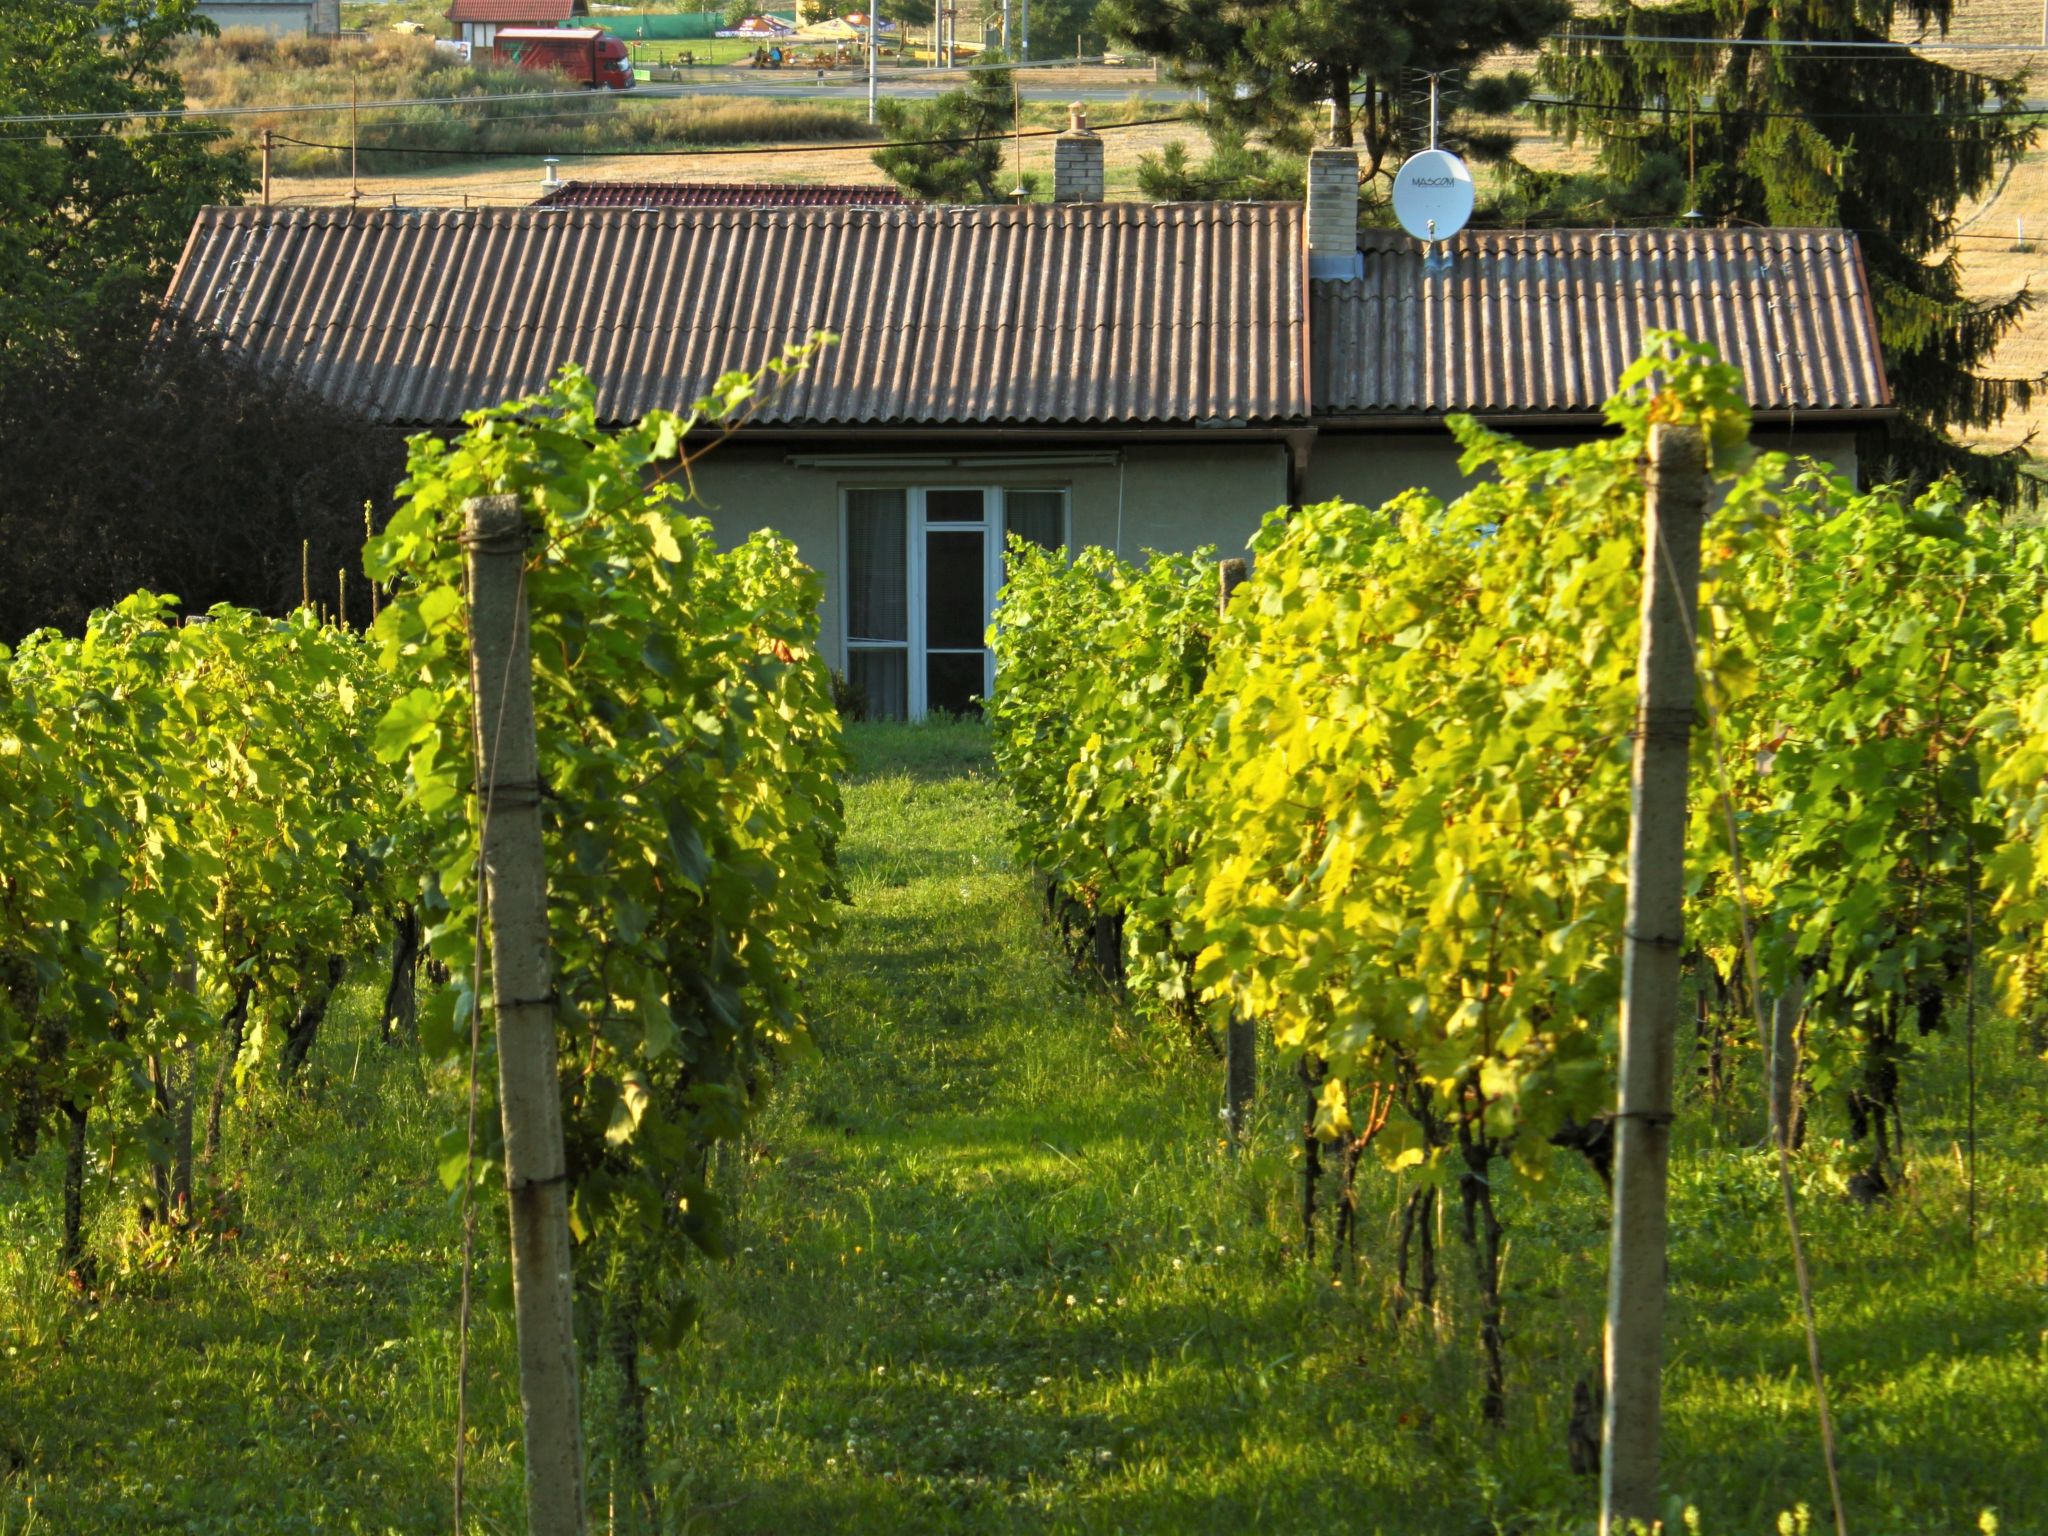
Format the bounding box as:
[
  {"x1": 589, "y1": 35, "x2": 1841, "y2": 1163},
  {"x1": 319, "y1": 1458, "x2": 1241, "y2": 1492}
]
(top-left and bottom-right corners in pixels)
[
  {"x1": 1328, "y1": 64, "x2": 1354, "y2": 147},
  {"x1": 1396, "y1": 1185, "x2": 1437, "y2": 1317},
  {"x1": 1219, "y1": 558, "x2": 1257, "y2": 1149},
  {"x1": 172, "y1": 1035, "x2": 196, "y2": 1222},
  {"x1": 1091, "y1": 907, "x2": 1123, "y2": 992},
  {"x1": 1333, "y1": 1131, "x2": 1361, "y2": 1271},
  {"x1": 62, "y1": 1100, "x2": 93, "y2": 1285},
  {"x1": 144, "y1": 1053, "x2": 173, "y2": 1230},
  {"x1": 465, "y1": 492, "x2": 588, "y2": 1536},
  {"x1": 1457, "y1": 1127, "x2": 1506, "y2": 1425},
  {"x1": 1299, "y1": 1056, "x2": 1324, "y2": 1263},
  {"x1": 381, "y1": 905, "x2": 421, "y2": 1044},
  {"x1": 203, "y1": 980, "x2": 254, "y2": 1168},
  {"x1": 280, "y1": 953, "x2": 345, "y2": 1081},
  {"x1": 607, "y1": 1275, "x2": 654, "y2": 1533},
  {"x1": 1765, "y1": 968, "x2": 1807, "y2": 1151}
]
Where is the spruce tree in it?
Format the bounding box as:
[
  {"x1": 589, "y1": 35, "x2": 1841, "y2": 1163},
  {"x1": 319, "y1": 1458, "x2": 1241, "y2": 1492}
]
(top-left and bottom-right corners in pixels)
[
  {"x1": 1541, "y1": 3, "x2": 2039, "y2": 469},
  {"x1": 1098, "y1": 0, "x2": 1568, "y2": 185}
]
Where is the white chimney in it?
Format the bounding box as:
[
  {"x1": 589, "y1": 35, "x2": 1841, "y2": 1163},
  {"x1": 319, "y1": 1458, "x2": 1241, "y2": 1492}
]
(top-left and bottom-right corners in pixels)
[
  {"x1": 541, "y1": 156, "x2": 563, "y2": 197},
  {"x1": 1052, "y1": 103, "x2": 1104, "y2": 204},
  {"x1": 1306, "y1": 147, "x2": 1362, "y2": 279}
]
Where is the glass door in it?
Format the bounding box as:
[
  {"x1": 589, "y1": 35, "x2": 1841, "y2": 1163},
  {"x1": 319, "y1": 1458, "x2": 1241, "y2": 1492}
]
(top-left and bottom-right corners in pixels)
[{"x1": 920, "y1": 488, "x2": 989, "y2": 716}]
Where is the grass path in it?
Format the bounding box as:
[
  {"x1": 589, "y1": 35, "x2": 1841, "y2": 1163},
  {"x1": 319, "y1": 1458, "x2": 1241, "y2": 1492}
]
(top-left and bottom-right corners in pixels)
[{"x1": 1, "y1": 722, "x2": 2044, "y2": 1532}]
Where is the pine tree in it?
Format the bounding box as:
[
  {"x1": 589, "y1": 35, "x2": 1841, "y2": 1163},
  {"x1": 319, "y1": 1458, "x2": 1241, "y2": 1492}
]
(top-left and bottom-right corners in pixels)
[
  {"x1": 872, "y1": 62, "x2": 1029, "y2": 203},
  {"x1": 1540, "y1": 3, "x2": 2040, "y2": 470},
  {"x1": 1098, "y1": 0, "x2": 1568, "y2": 186}
]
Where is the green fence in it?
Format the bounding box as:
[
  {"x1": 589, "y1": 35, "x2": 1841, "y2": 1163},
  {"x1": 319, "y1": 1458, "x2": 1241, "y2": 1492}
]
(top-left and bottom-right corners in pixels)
[{"x1": 591, "y1": 10, "x2": 795, "y2": 39}]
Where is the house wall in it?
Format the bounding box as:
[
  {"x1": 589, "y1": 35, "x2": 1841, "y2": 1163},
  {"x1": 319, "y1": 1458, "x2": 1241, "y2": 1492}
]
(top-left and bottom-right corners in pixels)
[
  {"x1": 1303, "y1": 427, "x2": 1862, "y2": 511},
  {"x1": 197, "y1": 0, "x2": 312, "y2": 33},
  {"x1": 682, "y1": 439, "x2": 1290, "y2": 671}
]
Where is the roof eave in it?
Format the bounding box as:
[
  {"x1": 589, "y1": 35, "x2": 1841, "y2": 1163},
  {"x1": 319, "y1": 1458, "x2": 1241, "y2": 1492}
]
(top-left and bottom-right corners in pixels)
[{"x1": 1312, "y1": 406, "x2": 1903, "y2": 430}]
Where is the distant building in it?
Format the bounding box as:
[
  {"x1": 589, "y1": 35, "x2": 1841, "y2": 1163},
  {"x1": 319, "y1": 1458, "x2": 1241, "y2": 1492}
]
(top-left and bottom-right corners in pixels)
[
  {"x1": 535, "y1": 181, "x2": 908, "y2": 209},
  {"x1": 445, "y1": 0, "x2": 587, "y2": 51},
  {"x1": 196, "y1": 0, "x2": 332, "y2": 35}
]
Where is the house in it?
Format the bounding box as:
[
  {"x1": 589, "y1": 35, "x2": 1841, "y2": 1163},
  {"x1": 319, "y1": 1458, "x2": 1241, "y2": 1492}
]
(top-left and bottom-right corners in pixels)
[
  {"x1": 160, "y1": 129, "x2": 1891, "y2": 719},
  {"x1": 197, "y1": 0, "x2": 337, "y2": 35},
  {"x1": 445, "y1": 0, "x2": 585, "y2": 51},
  {"x1": 535, "y1": 181, "x2": 907, "y2": 209}
]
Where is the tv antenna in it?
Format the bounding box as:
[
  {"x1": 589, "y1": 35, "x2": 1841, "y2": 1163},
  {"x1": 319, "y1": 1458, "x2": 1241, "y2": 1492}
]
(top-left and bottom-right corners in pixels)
[{"x1": 1392, "y1": 72, "x2": 1472, "y2": 274}]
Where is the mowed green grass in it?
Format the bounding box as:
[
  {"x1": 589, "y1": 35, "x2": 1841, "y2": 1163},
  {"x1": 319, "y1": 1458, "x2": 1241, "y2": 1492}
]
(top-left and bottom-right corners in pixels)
[{"x1": 1, "y1": 721, "x2": 2044, "y2": 1533}]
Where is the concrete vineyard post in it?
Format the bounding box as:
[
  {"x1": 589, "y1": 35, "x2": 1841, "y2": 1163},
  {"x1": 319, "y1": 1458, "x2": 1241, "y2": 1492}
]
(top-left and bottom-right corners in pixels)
[
  {"x1": 1218, "y1": 557, "x2": 1256, "y2": 1148},
  {"x1": 463, "y1": 494, "x2": 588, "y2": 1536},
  {"x1": 1600, "y1": 423, "x2": 1706, "y2": 1533}
]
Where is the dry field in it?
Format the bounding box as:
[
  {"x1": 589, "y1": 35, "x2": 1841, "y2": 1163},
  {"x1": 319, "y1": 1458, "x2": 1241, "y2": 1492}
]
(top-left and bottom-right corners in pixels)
[{"x1": 265, "y1": 110, "x2": 1192, "y2": 206}]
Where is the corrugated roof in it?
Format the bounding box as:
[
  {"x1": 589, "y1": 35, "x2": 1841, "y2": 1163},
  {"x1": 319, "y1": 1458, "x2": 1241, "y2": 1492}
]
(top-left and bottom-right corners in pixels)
[
  {"x1": 446, "y1": 0, "x2": 582, "y2": 22},
  {"x1": 536, "y1": 180, "x2": 908, "y2": 209},
  {"x1": 162, "y1": 203, "x2": 1308, "y2": 429},
  {"x1": 1313, "y1": 228, "x2": 1890, "y2": 417}
]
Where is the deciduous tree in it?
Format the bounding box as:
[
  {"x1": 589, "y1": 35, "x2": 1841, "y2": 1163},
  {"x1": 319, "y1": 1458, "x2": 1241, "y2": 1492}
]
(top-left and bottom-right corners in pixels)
[{"x1": 0, "y1": 0, "x2": 253, "y2": 350}]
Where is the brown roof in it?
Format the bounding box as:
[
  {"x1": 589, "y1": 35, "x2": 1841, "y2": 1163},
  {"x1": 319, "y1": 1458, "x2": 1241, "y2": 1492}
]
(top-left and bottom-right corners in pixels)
[
  {"x1": 1312, "y1": 228, "x2": 1891, "y2": 419},
  {"x1": 536, "y1": 180, "x2": 908, "y2": 209},
  {"x1": 162, "y1": 203, "x2": 1309, "y2": 429},
  {"x1": 446, "y1": 0, "x2": 583, "y2": 22}
]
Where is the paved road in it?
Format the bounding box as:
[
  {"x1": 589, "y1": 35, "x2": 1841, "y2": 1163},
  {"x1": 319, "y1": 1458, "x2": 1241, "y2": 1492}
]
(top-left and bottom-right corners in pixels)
[
  {"x1": 639, "y1": 80, "x2": 1187, "y2": 102},
  {"x1": 631, "y1": 69, "x2": 1191, "y2": 105}
]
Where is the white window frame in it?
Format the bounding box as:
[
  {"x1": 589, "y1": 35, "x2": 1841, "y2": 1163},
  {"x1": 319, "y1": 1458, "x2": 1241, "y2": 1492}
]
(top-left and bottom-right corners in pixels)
[{"x1": 840, "y1": 485, "x2": 1070, "y2": 719}]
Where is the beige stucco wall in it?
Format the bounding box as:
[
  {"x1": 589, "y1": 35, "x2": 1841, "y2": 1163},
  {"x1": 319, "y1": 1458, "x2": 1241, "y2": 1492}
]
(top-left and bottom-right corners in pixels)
[
  {"x1": 1304, "y1": 427, "x2": 1862, "y2": 512},
  {"x1": 681, "y1": 440, "x2": 1288, "y2": 670}
]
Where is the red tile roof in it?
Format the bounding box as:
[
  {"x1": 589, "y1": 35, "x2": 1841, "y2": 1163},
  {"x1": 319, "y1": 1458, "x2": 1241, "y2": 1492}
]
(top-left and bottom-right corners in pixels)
[
  {"x1": 446, "y1": 0, "x2": 583, "y2": 23},
  {"x1": 536, "y1": 180, "x2": 907, "y2": 209}
]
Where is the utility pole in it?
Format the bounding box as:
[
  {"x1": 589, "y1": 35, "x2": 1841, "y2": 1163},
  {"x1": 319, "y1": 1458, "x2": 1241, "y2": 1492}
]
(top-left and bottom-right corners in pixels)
[
  {"x1": 349, "y1": 73, "x2": 360, "y2": 207},
  {"x1": 1018, "y1": 0, "x2": 1029, "y2": 59},
  {"x1": 261, "y1": 127, "x2": 272, "y2": 206},
  {"x1": 867, "y1": 10, "x2": 877, "y2": 124},
  {"x1": 464, "y1": 494, "x2": 588, "y2": 1536},
  {"x1": 1599, "y1": 422, "x2": 1706, "y2": 1534},
  {"x1": 1219, "y1": 557, "x2": 1257, "y2": 1149}
]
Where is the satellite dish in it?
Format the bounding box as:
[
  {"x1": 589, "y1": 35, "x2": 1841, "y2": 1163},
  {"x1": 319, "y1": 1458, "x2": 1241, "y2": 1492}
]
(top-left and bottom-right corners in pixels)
[{"x1": 1392, "y1": 148, "x2": 1474, "y2": 244}]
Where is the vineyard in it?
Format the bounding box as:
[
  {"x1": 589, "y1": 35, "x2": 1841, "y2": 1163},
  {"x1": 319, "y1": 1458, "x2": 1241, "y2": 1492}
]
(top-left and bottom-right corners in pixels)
[{"x1": 1, "y1": 338, "x2": 2046, "y2": 1532}]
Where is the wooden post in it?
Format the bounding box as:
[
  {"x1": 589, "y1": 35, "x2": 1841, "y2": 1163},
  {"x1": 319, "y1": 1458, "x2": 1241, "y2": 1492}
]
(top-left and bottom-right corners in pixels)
[
  {"x1": 464, "y1": 494, "x2": 587, "y2": 1536},
  {"x1": 1600, "y1": 422, "x2": 1706, "y2": 1532},
  {"x1": 261, "y1": 128, "x2": 272, "y2": 206},
  {"x1": 1219, "y1": 557, "x2": 1256, "y2": 1148}
]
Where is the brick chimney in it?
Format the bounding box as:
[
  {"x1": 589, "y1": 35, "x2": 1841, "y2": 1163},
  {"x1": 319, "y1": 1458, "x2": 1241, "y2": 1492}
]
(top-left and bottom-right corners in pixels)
[
  {"x1": 1306, "y1": 147, "x2": 1362, "y2": 279},
  {"x1": 1053, "y1": 103, "x2": 1104, "y2": 204}
]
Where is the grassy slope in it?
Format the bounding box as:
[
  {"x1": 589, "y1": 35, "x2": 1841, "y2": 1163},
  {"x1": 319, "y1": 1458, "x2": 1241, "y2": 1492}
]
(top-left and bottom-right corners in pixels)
[{"x1": 2, "y1": 721, "x2": 2045, "y2": 1532}]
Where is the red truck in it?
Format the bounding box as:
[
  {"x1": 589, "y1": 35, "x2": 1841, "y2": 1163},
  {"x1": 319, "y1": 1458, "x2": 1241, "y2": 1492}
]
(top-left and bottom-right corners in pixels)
[{"x1": 492, "y1": 28, "x2": 633, "y2": 90}]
